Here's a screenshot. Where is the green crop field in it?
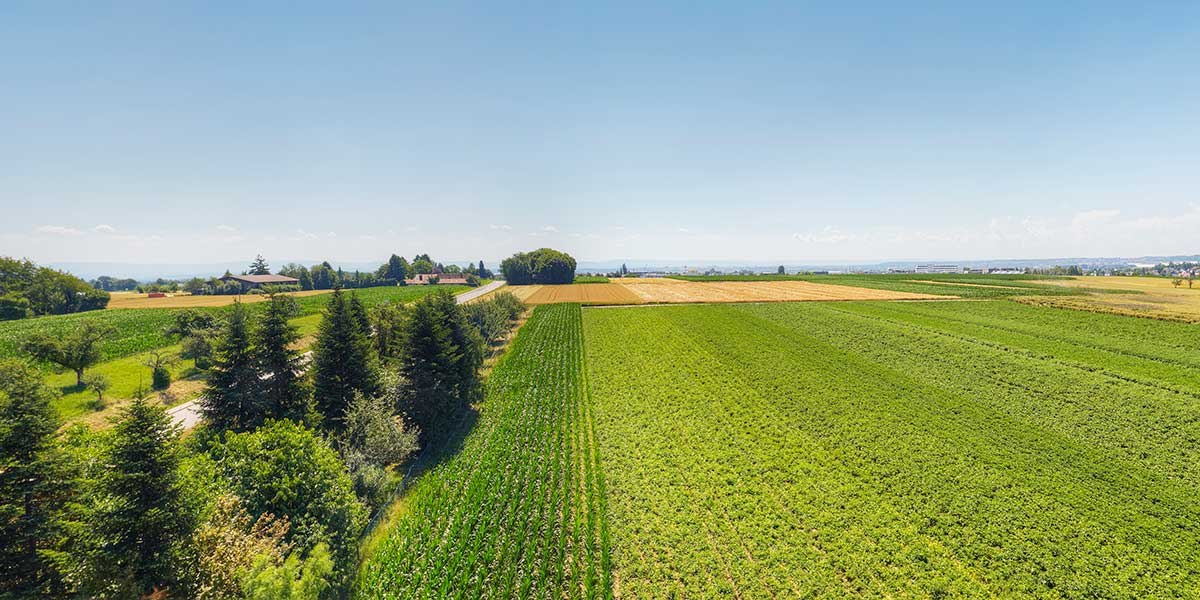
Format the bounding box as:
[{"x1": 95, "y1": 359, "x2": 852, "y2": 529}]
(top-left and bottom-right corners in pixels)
[
  {"x1": 584, "y1": 301, "x2": 1200, "y2": 597},
  {"x1": 0, "y1": 285, "x2": 468, "y2": 364},
  {"x1": 358, "y1": 304, "x2": 610, "y2": 598}
]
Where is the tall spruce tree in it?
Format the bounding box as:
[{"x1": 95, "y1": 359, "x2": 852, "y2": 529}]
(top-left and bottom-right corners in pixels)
[
  {"x1": 399, "y1": 291, "x2": 483, "y2": 439},
  {"x1": 88, "y1": 398, "x2": 189, "y2": 596},
  {"x1": 349, "y1": 292, "x2": 372, "y2": 339},
  {"x1": 0, "y1": 360, "x2": 73, "y2": 597},
  {"x1": 312, "y1": 290, "x2": 378, "y2": 428},
  {"x1": 248, "y1": 255, "x2": 270, "y2": 275},
  {"x1": 255, "y1": 295, "x2": 310, "y2": 422},
  {"x1": 202, "y1": 302, "x2": 265, "y2": 432}
]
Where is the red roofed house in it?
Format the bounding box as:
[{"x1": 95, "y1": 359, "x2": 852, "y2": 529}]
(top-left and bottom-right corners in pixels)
[
  {"x1": 220, "y1": 273, "x2": 300, "y2": 291},
  {"x1": 405, "y1": 273, "x2": 469, "y2": 285}
]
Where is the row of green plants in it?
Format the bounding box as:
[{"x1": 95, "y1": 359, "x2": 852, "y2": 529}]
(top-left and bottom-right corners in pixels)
[
  {"x1": 358, "y1": 303, "x2": 612, "y2": 599},
  {"x1": 0, "y1": 287, "x2": 525, "y2": 599},
  {"x1": 583, "y1": 301, "x2": 1200, "y2": 597}
]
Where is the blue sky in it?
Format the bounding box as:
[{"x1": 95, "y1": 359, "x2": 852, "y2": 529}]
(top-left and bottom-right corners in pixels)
[{"x1": 2, "y1": 1, "x2": 1199, "y2": 264}]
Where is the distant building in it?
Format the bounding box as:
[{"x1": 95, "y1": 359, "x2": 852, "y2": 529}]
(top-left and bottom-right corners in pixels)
[
  {"x1": 406, "y1": 273, "x2": 469, "y2": 285},
  {"x1": 219, "y1": 274, "x2": 300, "y2": 290},
  {"x1": 987, "y1": 268, "x2": 1025, "y2": 275},
  {"x1": 914, "y1": 264, "x2": 962, "y2": 274}
]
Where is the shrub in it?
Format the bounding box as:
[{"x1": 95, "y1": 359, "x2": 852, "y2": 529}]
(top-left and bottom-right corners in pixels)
[
  {"x1": 0, "y1": 293, "x2": 30, "y2": 320},
  {"x1": 152, "y1": 366, "x2": 172, "y2": 390}
]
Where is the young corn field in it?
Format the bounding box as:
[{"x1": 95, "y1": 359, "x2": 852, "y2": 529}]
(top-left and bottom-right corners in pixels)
[{"x1": 357, "y1": 303, "x2": 611, "y2": 599}]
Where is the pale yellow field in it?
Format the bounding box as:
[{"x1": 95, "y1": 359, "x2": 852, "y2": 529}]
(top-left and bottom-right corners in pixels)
[
  {"x1": 107, "y1": 289, "x2": 333, "y2": 309},
  {"x1": 507, "y1": 279, "x2": 946, "y2": 306},
  {"x1": 614, "y1": 278, "x2": 946, "y2": 303},
  {"x1": 517, "y1": 283, "x2": 645, "y2": 305},
  {"x1": 1020, "y1": 275, "x2": 1200, "y2": 322}
]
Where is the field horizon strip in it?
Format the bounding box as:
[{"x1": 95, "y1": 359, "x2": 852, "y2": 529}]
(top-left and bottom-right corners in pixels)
[
  {"x1": 584, "y1": 300, "x2": 1200, "y2": 597},
  {"x1": 357, "y1": 304, "x2": 612, "y2": 599}
]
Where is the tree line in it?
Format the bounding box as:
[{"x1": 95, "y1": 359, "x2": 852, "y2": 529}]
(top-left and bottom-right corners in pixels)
[
  {"x1": 0, "y1": 286, "x2": 525, "y2": 599},
  {"x1": 0, "y1": 256, "x2": 110, "y2": 321},
  {"x1": 499, "y1": 248, "x2": 577, "y2": 285}
]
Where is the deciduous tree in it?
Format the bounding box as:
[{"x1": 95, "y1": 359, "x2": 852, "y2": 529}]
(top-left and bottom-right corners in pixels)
[{"x1": 23, "y1": 320, "x2": 114, "y2": 385}]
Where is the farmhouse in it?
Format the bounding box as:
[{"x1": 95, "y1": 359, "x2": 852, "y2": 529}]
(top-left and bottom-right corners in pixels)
[
  {"x1": 219, "y1": 273, "x2": 300, "y2": 290},
  {"x1": 406, "y1": 272, "x2": 469, "y2": 285}
]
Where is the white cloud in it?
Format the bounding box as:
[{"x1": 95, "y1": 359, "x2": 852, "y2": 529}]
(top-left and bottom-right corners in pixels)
[
  {"x1": 541, "y1": 225, "x2": 558, "y2": 233},
  {"x1": 792, "y1": 226, "x2": 856, "y2": 244},
  {"x1": 490, "y1": 224, "x2": 513, "y2": 231},
  {"x1": 677, "y1": 227, "x2": 691, "y2": 233},
  {"x1": 92, "y1": 224, "x2": 116, "y2": 234},
  {"x1": 216, "y1": 224, "x2": 238, "y2": 233},
  {"x1": 35, "y1": 225, "x2": 81, "y2": 236},
  {"x1": 296, "y1": 229, "x2": 319, "y2": 240}
]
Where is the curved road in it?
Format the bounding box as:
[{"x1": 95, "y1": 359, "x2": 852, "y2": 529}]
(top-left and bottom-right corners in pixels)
[{"x1": 168, "y1": 281, "x2": 506, "y2": 430}]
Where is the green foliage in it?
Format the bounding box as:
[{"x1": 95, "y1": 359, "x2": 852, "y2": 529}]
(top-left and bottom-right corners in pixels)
[
  {"x1": 573, "y1": 275, "x2": 609, "y2": 283},
  {"x1": 249, "y1": 255, "x2": 271, "y2": 276},
  {"x1": 312, "y1": 290, "x2": 379, "y2": 429},
  {"x1": 0, "y1": 292, "x2": 30, "y2": 320},
  {"x1": 368, "y1": 302, "x2": 407, "y2": 360},
  {"x1": 213, "y1": 420, "x2": 366, "y2": 592},
  {"x1": 22, "y1": 319, "x2": 115, "y2": 385},
  {"x1": 0, "y1": 256, "x2": 110, "y2": 318},
  {"x1": 203, "y1": 303, "x2": 266, "y2": 432},
  {"x1": 82, "y1": 398, "x2": 189, "y2": 597},
  {"x1": 83, "y1": 372, "x2": 110, "y2": 409},
  {"x1": 151, "y1": 365, "x2": 171, "y2": 390},
  {"x1": 499, "y1": 247, "x2": 577, "y2": 284},
  {"x1": 256, "y1": 295, "x2": 311, "y2": 422},
  {"x1": 241, "y1": 543, "x2": 333, "y2": 600},
  {"x1": 340, "y1": 390, "x2": 418, "y2": 469},
  {"x1": 359, "y1": 304, "x2": 609, "y2": 598},
  {"x1": 461, "y1": 291, "x2": 524, "y2": 347},
  {"x1": 184, "y1": 494, "x2": 291, "y2": 600},
  {"x1": 397, "y1": 291, "x2": 482, "y2": 441},
  {"x1": 0, "y1": 360, "x2": 72, "y2": 597}
]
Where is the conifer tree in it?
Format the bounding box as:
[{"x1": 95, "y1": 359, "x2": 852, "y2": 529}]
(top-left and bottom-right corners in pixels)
[
  {"x1": 255, "y1": 295, "x2": 310, "y2": 422},
  {"x1": 203, "y1": 302, "x2": 265, "y2": 432},
  {"x1": 400, "y1": 291, "x2": 483, "y2": 439},
  {"x1": 88, "y1": 398, "x2": 189, "y2": 596},
  {"x1": 312, "y1": 290, "x2": 378, "y2": 428},
  {"x1": 249, "y1": 255, "x2": 271, "y2": 275},
  {"x1": 0, "y1": 360, "x2": 72, "y2": 597}
]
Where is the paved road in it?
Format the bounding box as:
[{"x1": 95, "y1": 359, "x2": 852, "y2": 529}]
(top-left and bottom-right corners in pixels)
[
  {"x1": 168, "y1": 283, "x2": 505, "y2": 430},
  {"x1": 455, "y1": 280, "x2": 506, "y2": 303}
]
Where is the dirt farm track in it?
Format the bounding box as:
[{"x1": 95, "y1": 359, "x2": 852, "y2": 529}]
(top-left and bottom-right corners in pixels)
[{"x1": 507, "y1": 278, "x2": 946, "y2": 306}]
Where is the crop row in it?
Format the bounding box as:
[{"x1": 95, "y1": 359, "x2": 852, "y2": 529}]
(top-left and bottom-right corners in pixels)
[
  {"x1": 668, "y1": 273, "x2": 1086, "y2": 298},
  {"x1": 584, "y1": 302, "x2": 1200, "y2": 597},
  {"x1": 357, "y1": 303, "x2": 610, "y2": 599}
]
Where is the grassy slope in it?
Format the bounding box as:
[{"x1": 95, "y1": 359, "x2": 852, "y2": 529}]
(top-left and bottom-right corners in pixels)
[
  {"x1": 357, "y1": 304, "x2": 610, "y2": 599},
  {"x1": 44, "y1": 285, "x2": 468, "y2": 421},
  {"x1": 584, "y1": 300, "x2": 1200, "y2": 597}
]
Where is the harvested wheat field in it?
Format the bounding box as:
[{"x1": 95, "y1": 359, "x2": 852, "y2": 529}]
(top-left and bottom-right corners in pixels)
[
  {"x1": 517, "y1": 283, "x2": 644, "y2": 305},
  {"x1": 106, "y1": 289, "x2": 333, "y2": 309},
  {"x1": 614, "y1": 278, "x2": 947, "y2": 303}
]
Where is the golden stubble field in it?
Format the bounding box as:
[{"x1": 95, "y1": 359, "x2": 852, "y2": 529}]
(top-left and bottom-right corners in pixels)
[
  {"x1": 106, "y1": 289, "x2": 334, "y2": 309},
  {"x1": 506, "y1": 278, "x2": 946, "y2": 306},
  {"x1": 1023, "y1": 275, "x2": 1200, "y2": 322}
]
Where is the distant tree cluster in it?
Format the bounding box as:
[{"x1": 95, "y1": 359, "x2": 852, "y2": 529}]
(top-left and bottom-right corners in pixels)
[
  {"x1": 499, "y1": 248, "x2": 577, "y2": 284},
  {"x1": 90, "y1": 276, "x2": 139, "y2": 291},
  {"x1": 0, "y1": 256, "x2": 109, "y2": 320}
]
